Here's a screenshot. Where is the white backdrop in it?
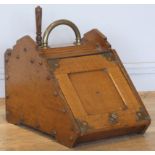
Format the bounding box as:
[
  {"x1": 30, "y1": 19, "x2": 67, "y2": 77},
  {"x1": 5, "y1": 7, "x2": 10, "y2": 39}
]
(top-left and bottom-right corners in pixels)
[{"x1": 0, "y1": 4, "x2": 155, "y2": 97}]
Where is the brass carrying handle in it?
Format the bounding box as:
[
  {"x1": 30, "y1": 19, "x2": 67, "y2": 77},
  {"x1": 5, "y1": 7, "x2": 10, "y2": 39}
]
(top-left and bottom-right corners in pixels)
[{"x1": 42, "y1": 19, "x2": 81, "y2": 48}]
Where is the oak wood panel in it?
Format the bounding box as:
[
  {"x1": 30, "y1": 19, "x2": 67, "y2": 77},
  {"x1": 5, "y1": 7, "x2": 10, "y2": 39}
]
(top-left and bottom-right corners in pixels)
[
  {"x1": 0, "y1": 91, "x2": 154, "y2": 150},
  {"x1": 4, "y1": 36, "x2": 79, "y2": 147}
]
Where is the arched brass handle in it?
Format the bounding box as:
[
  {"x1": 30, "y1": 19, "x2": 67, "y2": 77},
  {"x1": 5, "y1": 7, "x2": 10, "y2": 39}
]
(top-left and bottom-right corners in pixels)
[{"x1": 42, "y1": 19, "x2": 81, "y2": 48}]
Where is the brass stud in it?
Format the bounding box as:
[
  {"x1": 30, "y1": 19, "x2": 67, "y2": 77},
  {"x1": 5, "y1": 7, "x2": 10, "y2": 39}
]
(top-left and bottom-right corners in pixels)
[
  {"x1": 104, "y1": 36, "x2": 107, "y2": 40},
  {"x1": 5, "y1": 58, "x2": 9, "y2": 63},
  {"x1": 75, "y1": 130, "x2": 80, "y2": 134},
  {"x1": 6, "y1": 75, "x2": 9, "y2": 80},
  {"x1": 7, "y1": 52, "x2": 11, "y2": 56},
  {"x1": 30, "y1": 59, "x2": 35, "y2": 64},
  {"x1": 50, "y1": 75, "x2": 55, "y2": 79},
  {"x1": 23, "y1": 48, "x2": 27, "y2": 52},
  {"x1": 103, "y1": 68, "x2": 107, "y2": 72},
  {"x1": 82, "y1": 121, "x2": 88, "y2": 126},
  {"x1": 16, "y1": 55, "x2": 20, "y2": 59},
  {"x1": 54, "y1": 63, "x2": 59, "y2": 68},
  {"x1": 96, "y1": 43, "x2": 103, "y2": 52},
  {"x1": 39, "y1": 61, "x2": 43, "y2": 65},
  {"x1": 6, "y1": 111, "x2": 9, "y2": 115},
  {"x1": 19, "y1": 118, "x2": 24, "y2": 125},
  {"x1": 36, "y1": 124, "x2": 40, "y2": 129},
  {"x1": 106, "y1": 42, "x2": 111, "y2": 48},
  {"x1": 46, "y1": 76, "x2": 51, "y2": 80},
  {"x1": 69, "y1": 136, "x2": 74, "y2": 141},
  {"x1": 6, "y1": 95, "x2": 9, "y2": 99},
  {"x1": 53, "y1": 91, "x2": 58, "y2": 96},
  {"x1": 61, "y1": 108, "x2": 67, "y2": 113},
  {"x1": 96, "y1": 91, "x2": 100, "y2": 94},
  {"x1": 51, "y1": 130, "x2": 56, "y2": 138},
  {"x1": 96, "y1": 43, "x2": 100, "y2": 48}
]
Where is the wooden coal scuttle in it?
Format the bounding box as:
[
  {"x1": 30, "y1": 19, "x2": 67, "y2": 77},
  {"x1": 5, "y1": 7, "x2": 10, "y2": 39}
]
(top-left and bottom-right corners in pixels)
[{"x1": 4, "y1": 6, "x2": 151, "y2": 147}]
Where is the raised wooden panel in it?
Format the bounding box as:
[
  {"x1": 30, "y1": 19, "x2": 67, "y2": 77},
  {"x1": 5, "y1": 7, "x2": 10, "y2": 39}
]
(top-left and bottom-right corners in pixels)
[
  {"x1": 69, "y1": 69, "x2": 126, "y2": 115},
  {"x1": 54, "y1": 54, "x2": 144, "y2": 130}
]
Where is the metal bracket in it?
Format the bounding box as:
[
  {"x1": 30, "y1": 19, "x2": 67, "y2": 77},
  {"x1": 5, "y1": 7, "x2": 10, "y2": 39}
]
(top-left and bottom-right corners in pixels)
[
  {"x1": 101, "y1": 51, "x2": 116, "y2": 62},
  {"x1": 47, "y1": 59, "x2": 60, "y2": 72},
  {"x1": 136, "y1": 107, "x2": 150, "y2": 121},
  {"x1": 109, "y1": 112, "x2": 118, "y2": 124},
  {"x1": 76, "y1": 119, "x2": 90, "y2": 135}
]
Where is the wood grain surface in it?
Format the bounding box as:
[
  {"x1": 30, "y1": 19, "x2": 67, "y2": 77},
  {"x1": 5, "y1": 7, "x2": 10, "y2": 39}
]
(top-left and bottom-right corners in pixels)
[{"x1": 0, "y1": 91, "x2": 154, "y2": 150}]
